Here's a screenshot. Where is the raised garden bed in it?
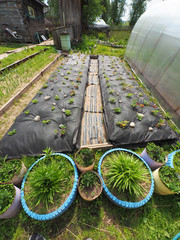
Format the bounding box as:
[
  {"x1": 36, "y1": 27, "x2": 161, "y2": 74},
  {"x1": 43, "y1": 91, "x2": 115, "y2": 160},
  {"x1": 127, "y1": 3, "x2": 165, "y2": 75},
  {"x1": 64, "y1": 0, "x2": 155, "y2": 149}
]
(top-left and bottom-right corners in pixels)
[
  {"x1": 98, "y1": 55, "x2": 177, "y2": 146},
  {"x1": 0, "y1": 54, "x2": 90, "y2": 158}
]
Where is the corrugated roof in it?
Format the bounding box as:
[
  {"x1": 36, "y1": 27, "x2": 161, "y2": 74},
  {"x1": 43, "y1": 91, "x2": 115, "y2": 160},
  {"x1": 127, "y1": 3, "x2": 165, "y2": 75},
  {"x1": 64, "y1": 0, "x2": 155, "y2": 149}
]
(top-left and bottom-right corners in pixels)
[{"x1": 35, "y1": 0, "x2": 48, "y2": 7}]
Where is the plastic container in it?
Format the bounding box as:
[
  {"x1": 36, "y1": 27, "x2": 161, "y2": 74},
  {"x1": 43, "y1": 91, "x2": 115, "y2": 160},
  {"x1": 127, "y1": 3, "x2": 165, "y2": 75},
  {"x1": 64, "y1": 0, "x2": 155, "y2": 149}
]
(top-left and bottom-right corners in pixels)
[{"x1": 60, "y1": 34, "x2": 71, "y2": 51}]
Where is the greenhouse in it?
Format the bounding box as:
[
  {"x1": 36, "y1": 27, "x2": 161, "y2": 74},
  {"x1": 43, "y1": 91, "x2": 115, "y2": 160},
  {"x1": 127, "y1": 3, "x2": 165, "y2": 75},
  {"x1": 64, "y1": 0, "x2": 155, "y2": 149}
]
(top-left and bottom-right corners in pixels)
[{"x1": 125, "y1": 0, "x2": 180, "y2": 127}]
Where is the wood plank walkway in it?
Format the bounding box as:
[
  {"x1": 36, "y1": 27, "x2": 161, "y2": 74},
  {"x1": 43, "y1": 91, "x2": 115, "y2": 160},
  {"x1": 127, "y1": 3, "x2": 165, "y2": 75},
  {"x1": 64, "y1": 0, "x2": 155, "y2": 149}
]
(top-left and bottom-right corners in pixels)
[{"x1": 80, "y1": 58, "x2": 112, "y2": 149}]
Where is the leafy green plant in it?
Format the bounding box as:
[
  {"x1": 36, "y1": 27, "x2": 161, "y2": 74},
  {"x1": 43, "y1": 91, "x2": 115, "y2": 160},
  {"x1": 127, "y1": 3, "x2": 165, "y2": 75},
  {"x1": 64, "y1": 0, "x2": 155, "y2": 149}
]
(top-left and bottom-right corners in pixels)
[
  {"x1": 24, "y1": 110, "x2": 29, "y2": 115},
  {"x1": 102, "y1": 151, "x2": 151, "y2": 198},
  {"x1": 159, "y1": 166, "x2": 180, "y2": 193},
  {"x1": 70, "y1": 90, "x2": 75, "y2": 97},
  {"x1": 137, "y1": 113, "x2": 144, "y2": 121},
  {"x1": 68, "y1": 98, "x2": 74, "y2": 104},
  {"x1": 75, "y1": 148, "x2": 94, "y2": 167},
  {"x1": 108, "y1": 89, "x2": 114, "y2": 95},
  {"x1": 64, "y1": 76, "x2": 69, "y2": 80},
  {"x1": 108, "y1": 98, "x2": 116, "y2": 104},
  {"x1": 151, "y1": 109, "x2": 159, "y2": 116},
  {"x1": 80, "y1": 171, "x2": 96, "y2": 189},
  {"x1": 164, "y1": 112, "x2": 172, "y2": 120},
  {"x1": 131, "y1": 99, "x2": 138, "y2": 108},
  {"x1": 113, "y1": 107, "x2": 122, "y2": 114},
  {"x1": 156, "y1": 119, "x2": 165, "y2": 128},
  {"x1": 59, "y1": 124, "x2": 66, "y2": 136},
  {"x1": 146, "y1": 142, "x2": 166, "y2": 163},
  {"x1": 8, "y1": 129, "x2": 16, "y2": 136},
  {"x1": 173, "y1": 152, "x2": 180, "y2": 173},
  {"x1": 67, "y1": 71, "x2": 71, "y2": 74},
  {"x1": 32, "y1": 99, "x2": 38, "y2": 104},
  {"x1": 126, "y1": 93, "x2": 133, "y2": 98},
  {"x1": 116, "y1": 120, "x2": 129, "y2": 128},
  {"x1": 65, "y1": 109, "x2": 71, "y2": 116},
  {"x1": 0, "y1": 184, "x2": 15, "y2": 215},
  {"x1": 107, "y1": 83, "x2": 110, "y2": 88},
  {"x1": 43, "y1": 83, "x2": 48, "y2": 89},
  {"x1": 0, "y1": 159, "x2": 21, "y2": 183},
  {"x1": 51, "y1": 105, "x2": 55, "y2": 111},
  {"x1": 144, "y1": 100, "x2": 149, "y2": 106},
  {"x1": 55, "y1": 95, "x2": 60, "y2": 100},
  {"x1": 38, "y1": 91, "x2": 43, "y2": 95},
  {"x1": 42, "y1": 120, "x2": 50, "y2": 125}
]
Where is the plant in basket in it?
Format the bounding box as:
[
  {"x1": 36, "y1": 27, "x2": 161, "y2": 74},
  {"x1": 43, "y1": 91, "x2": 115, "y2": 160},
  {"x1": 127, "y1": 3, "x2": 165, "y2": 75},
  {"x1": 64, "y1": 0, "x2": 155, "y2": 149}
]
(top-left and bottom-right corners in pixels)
[
  {"x1": 0, "y1": 156, "x2": 27, "y2": 186},
  {"x1": 0, "y1": 183, "x2": 21, "y2": 219},
  {"x1": 22, "y1": 149, "x2": 76, "y2": 216},
  {"x1": 78, "y1": 171, "x2": 103, "y2": 201},
  {"x1": 153, "y1": 166, "x2": 180, "y2": 195},
  {"x1": 75, "y1": 148, "x2": 95, "y2": 172},
  {"x1": 101, "y1": 151, "x2": 152, "y2": 203},
  {"x1": 140, "y1": 142, "x2": 167, "y2": 171}
]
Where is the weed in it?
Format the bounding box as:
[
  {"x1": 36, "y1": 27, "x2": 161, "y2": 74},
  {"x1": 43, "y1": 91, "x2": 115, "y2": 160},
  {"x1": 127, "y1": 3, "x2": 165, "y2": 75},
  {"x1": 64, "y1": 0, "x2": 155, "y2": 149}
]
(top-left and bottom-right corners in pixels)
[
  {"x1": 24, "y1": 110, "x2": 29, "y2": 115},
  {"x1": 126, "y1": 93, "x2": 133, "y2": 98},
  {"x1": 32, "y1": 99, "x2": 38, "y2": 104},
  {"x1": 68, "y1": 98, "x2": 74, "y2": 104},
  {"x1": 159, "y1": 166, "x2": 180, "y2": 193},
  {"x1": 108, "y1": 98, "x2": 116, "y2": 104},
  {"x1": 65, "y1": 109, "x2": 71, "y2": 116},
  {"x1": 0, "y1": 184, "x2": 15, "y2": 215},
  {"x1": 42, "y1": 120, "x2": 50, "y2": 125},
  {"x1": 55, "y1": 95, "x2": 60, "y2": 100},
  {"x1": 113, "y1": 107, "x2": 122, "y2": 114},
  {"x1": 116, "y1": 120, "x2": 129, "y2": 128},
  {"x1": 8, "y1": 129, "x2": 16, "y2": 136}
]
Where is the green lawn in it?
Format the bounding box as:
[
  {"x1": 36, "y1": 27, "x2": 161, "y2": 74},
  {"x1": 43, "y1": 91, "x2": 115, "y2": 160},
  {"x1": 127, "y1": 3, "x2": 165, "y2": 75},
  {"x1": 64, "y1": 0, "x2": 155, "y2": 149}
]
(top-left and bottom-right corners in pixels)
[{"x1": 0, "y1": 43, "x2": 27, "y2": 55}]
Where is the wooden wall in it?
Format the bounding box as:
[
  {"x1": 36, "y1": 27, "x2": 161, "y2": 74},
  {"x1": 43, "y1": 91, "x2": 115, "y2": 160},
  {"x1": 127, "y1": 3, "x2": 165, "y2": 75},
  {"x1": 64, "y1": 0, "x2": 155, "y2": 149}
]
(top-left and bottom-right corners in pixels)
[
  {"x1": 58, "y1": 0, "x2": 82, "y2": 39},
  {"x1": 0, "y1": 0, "x2": 46, "y2": 42}
]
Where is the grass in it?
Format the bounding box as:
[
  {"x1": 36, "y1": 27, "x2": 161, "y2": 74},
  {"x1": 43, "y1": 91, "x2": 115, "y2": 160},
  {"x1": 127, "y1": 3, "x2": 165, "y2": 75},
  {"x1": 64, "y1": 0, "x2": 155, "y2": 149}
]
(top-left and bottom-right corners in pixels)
[
  {"x1": 0, "y1": 46, "x2": 49, "y2": 69},
  {"x1": 0, "y1": 148, "x2": 179, "y2": 239},
  {"x1": 0, "y1": 47, "x2": 57, "y2": 106},
  {"x1": 0, "y1": 43, "x2": 26, "y2": 55}
]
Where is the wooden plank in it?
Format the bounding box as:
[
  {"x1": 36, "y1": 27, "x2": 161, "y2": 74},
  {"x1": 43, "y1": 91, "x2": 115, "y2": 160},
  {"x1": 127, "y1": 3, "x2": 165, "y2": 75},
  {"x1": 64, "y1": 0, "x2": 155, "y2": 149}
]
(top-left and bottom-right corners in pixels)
[{"x1": 0, "y1": 54, "x2": 61, "y2": 116}]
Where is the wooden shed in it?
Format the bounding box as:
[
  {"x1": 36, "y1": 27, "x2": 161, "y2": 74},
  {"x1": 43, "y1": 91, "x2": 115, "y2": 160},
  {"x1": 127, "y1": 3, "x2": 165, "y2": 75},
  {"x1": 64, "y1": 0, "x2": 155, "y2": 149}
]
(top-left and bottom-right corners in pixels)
[
  {"x1": 0, "y1": 0, "x2": 48, "y2": 42},
  {"x1": 52, "y1": 0, "x2": 84, "y2": 49}
]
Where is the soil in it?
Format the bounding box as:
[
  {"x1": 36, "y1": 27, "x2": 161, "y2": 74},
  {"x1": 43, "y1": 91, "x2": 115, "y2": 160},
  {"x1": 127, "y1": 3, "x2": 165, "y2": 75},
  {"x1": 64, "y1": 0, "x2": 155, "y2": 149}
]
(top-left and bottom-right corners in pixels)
[
  {"x1": 78, "y1": 181, "x2": 102, "y2": 200},
  {"x1": 0, "y1": 57, "x2": 62, "y2": 140}
]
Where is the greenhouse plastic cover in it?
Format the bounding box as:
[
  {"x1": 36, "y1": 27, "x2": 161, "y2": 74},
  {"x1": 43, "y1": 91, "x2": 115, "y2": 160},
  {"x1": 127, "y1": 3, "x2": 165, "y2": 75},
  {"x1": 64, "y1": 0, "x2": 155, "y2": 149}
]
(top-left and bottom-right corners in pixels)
[{"x1": 125, "y1": 0, "x2": 180, "y2": 127}]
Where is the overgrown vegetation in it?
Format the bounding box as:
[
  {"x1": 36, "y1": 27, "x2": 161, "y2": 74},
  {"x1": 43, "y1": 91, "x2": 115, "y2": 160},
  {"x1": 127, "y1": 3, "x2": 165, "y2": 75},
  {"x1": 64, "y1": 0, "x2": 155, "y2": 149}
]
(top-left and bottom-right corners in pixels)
[
  {"x1": 146, "y1": 142, "x2": 167, "y2": 163},
  {"x1": 0, "y1": 159, "x2": 21, "y2": 183},
  {"x1": 75, "y1": 148, "x2": 94, "y2": 167},
  {"x1": 0, "y1": 184, "x2": 15, "y2": 215}
]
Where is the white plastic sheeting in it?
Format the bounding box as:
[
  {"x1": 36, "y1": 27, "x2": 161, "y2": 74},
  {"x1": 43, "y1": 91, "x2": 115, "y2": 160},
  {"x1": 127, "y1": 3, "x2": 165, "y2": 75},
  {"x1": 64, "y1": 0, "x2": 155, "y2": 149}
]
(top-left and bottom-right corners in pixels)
[{"x1": 125, "y1": 0, "x2": 180, "y2": 127}]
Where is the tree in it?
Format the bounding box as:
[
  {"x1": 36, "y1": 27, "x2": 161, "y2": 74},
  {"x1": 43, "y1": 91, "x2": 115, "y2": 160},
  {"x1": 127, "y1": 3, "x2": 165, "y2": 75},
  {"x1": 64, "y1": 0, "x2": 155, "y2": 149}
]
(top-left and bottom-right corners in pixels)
[
  {"x1": 101, "y1": 0, "x2": 111, "y2": 23},
  {"x1": 129, "y1": 0, "x2": 147, "y2": 27},
  {"x1": 47, "y1": 0, "x2": 59, "y2": 18},
  {"x1": 83, "y1": 0, "x2": 104, "y2": 24},
  {"x1": 111, "y1": 0, "x2": 126, "y2": 25}
]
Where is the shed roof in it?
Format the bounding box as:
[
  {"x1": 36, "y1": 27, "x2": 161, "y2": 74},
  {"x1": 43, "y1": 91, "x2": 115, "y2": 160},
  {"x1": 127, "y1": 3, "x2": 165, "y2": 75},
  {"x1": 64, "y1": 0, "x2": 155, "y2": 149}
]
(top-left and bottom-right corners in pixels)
[{"x1": 34, "y1": 0, "x2": 48, "y2": 7}]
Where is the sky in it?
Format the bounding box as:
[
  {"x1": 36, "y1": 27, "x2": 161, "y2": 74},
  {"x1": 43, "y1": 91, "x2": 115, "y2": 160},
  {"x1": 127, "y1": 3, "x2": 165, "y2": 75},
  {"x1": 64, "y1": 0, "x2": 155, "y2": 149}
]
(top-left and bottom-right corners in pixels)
[{"x1": 122, "y1": 0, "x2": 170, "y2": 21}]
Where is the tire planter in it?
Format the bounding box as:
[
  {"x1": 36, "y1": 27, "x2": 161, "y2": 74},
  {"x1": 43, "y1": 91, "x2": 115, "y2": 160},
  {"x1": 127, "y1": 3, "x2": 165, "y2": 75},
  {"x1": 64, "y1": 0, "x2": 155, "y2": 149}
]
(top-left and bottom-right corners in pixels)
[
  {"x1": 74, "y1": 149, "x2": 95, "y2": 173},
  {"x1": 0, "y1": 185, "x2": 21, "y2": 219},
  {"x1": 165, "y1": 149, "x2": 180, "y2": 168},
  {"x1": 140, "y1": 148, "x2": 167, "y2": 171},
  {"x1": 21, "y1": 153, "x2": 78, "y2": 221},
  {"x1": 98, "y1": 148, "x2": 154, "y2": 208},
  {"x1": 78, "y1": 171, "x2": 103, "y2": 201},
  {"x1": 152, "y1": 168, "x2": 175, "y2": 195},
  {"x1": 0, "y1": 160, "x2": 27, "y2": 186},
  {"x1": 172, "y1": 232, "x2": 180, "y2": 240}
]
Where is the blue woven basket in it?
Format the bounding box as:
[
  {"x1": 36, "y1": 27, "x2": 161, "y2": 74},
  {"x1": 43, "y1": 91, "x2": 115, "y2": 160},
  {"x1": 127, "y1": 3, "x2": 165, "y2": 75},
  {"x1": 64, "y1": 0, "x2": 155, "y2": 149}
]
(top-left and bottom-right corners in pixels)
[
  {"x1": 98, "y1": 148, "x2": 154, "y2": 208},
  {"x1": 21, "y1": 153, "x2": 78, "y2": 220},
  {"x1": 165, "y1": 149, "x2": 180, "y2": 168}
]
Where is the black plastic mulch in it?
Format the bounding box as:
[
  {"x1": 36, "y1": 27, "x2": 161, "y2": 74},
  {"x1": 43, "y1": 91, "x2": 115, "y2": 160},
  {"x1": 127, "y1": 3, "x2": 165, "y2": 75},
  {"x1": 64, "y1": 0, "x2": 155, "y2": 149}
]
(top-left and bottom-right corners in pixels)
[
  {"x1": 0, "y1": 54, "x2": 90, "y2": 158},
  {"x1": 98, "y1": 55, "x2": 177, "y2": 146}
]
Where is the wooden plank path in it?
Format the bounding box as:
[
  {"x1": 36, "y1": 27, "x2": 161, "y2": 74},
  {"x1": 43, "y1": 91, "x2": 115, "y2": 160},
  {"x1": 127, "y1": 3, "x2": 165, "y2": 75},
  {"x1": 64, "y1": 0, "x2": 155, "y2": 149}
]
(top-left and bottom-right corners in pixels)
[{"x1": 80, "y1": 58, "x2": 112, "y2": 149}]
